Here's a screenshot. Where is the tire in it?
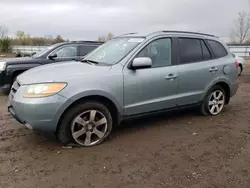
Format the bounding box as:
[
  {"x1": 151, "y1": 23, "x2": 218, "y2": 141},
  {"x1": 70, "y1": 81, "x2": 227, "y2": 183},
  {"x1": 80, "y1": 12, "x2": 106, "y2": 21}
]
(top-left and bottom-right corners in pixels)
[
  {"x1": 200, "y1": 85, "x2": 226, "y2": 116},
  {"x1": 238, "y1": 65, "x2": 242, "y2": 76},
  {"x1": 8, "y1": 75, "x2": 18, "y2": 93},
  {"x1": 12, "y1": 75, "x2": 18, "y2": 86},
  {"x1": 3, "y1": 75, "x2": 18, "y2": 95},
  {"x1": 57, "y1": 101, "x2": 113, "y2": 147}
]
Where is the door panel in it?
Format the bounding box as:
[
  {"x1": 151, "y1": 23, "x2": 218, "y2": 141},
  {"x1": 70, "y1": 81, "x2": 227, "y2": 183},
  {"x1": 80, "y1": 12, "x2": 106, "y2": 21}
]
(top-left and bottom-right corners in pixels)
[
  {"x1": 123, "y1": 37, "x2": 179, "y2": 116},
  {"x1": 177, "y1": 60, "x2": 217, "y2": 105},
  {"x1": 176, "y1": 38, "x2": 217, "y2": 106},
  {"x1": 123, "y1": 66, "x2": 179, "y2": 116}
]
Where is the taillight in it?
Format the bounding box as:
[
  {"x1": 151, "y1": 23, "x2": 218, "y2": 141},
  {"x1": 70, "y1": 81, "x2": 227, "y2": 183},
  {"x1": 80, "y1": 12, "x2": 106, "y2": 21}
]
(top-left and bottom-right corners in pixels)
[{"x1": 235, "y1": 60, "x2": 239, "y2": 68}]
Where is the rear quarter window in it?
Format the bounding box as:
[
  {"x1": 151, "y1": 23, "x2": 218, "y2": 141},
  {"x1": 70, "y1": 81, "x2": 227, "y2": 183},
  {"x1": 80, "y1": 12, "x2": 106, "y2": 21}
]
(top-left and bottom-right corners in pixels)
[{"x1": 207, "y1": 40, "x2": 228, "y2": 58}]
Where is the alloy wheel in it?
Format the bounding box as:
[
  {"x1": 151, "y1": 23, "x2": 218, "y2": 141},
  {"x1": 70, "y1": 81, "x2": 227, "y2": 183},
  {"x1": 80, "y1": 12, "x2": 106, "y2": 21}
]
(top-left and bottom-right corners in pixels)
[
  {"x1": 208, "y1": 90, "x2": 225, "y2": 115},
  {"x1": 71, "y1": 110, "x2": 108, "y2": 146}
]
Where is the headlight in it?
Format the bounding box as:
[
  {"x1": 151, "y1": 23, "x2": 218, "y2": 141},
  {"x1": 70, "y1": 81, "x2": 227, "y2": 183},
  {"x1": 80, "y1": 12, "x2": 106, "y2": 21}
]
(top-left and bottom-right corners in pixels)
[
  {"x1": 24, "y1": 83, "x2": 67, "y2": 98},
  {"x1": 0, "y1": 62, "x2": 6, "y2": 71}
]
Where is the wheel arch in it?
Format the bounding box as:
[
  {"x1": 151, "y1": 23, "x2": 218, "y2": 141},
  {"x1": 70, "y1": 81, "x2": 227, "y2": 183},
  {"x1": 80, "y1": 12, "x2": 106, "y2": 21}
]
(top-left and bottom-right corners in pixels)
[
  {"x1": 205, "y1": 80, "x2": 231, "y2": 105},
  {"x1": 13, "y1": 70, "x2": 25, "y2": 79},
  {"x1": 238, "y1": 63, "x2": 243, "y2": 75},
  {"x1": 55, "y1": 93, "x2": 122, "y2": 133}
]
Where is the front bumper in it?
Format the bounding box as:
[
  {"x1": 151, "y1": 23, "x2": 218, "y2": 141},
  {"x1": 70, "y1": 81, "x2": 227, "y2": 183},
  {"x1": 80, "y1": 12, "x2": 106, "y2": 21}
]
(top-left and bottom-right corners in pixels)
[
  {"x1": 8, "y1": 83, "x2": 68, "y2": 133},
  {"x1": 8, "y1": 105, "x2": 24, "y2": 124}
]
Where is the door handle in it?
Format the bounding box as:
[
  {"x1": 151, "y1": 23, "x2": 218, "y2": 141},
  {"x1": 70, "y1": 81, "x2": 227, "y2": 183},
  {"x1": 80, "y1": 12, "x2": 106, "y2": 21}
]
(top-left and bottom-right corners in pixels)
[
  {"x1": 166, "y1": 74, "x2": 178, "y2": 80},
  {"x1": 209, "y1": 67, "x2": 218, "y2": 72}
]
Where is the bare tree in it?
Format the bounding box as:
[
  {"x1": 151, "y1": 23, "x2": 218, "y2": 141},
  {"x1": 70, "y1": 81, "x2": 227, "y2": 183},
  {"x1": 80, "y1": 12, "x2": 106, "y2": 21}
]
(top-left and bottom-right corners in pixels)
[
  {"x1": 231, "y1": 11, "x2": 250, "y2": 44},
  {"x1": 0, "y1": 25, "x2": 8, "y2": 39},
  {"x1": 107, "y1": 33, "x2": 114, "y2": 41},
  {"x1": 0, "y1": 25, "x2": 10, "y2": 53},
  {"x1": 97, "y1": 33, "x2": 114, "y2": 42}
]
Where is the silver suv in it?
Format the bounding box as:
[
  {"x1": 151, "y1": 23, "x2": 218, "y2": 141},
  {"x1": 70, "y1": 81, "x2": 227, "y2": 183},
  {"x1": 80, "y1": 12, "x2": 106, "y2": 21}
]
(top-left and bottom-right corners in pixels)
[{"x1": 8, "y1": 31, "x2": 239, "y2": 147}]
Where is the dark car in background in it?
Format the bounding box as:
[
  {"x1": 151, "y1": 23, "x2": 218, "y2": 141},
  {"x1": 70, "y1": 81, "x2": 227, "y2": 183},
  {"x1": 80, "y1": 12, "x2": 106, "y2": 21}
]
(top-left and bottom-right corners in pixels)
[{"x1": 0, "y1": 41, "x2": 103, "y2": 92}]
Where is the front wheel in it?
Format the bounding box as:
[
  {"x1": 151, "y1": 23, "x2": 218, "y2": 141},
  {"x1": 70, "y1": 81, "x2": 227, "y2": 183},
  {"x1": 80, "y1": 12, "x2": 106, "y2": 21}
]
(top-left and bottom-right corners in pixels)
[
  {"x1": 57, "y1": 101, "x2": 113, "y2": 147},
  {"x1": 3, "y1": 75, "x2": 17, "y2": 94},
  {"x1": 200, "y1": 86, "x2": 226, "y2": 116}
]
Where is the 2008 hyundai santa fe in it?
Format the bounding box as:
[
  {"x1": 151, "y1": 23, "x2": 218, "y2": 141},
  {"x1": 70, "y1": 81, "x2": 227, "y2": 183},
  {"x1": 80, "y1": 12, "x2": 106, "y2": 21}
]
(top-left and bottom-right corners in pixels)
[{"x1": 8, "y1": 31, "x2": 239, "y2": 147}]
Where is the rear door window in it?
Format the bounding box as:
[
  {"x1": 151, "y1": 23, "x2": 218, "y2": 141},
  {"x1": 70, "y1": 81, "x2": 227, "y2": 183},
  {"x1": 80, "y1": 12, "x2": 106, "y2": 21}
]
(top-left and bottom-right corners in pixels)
[
  {"x1": 201, "y1": 40, "x2": 212, "y2": 60},
  {"x1": 178, "y1": 38, "x2": 203, "y2": 64},
  {"x1": 79, "y1": 45, "x2": 99, "y2": 56},
  {"x1": 207, "y1": 40, "x2": 228, "y2": 58}
]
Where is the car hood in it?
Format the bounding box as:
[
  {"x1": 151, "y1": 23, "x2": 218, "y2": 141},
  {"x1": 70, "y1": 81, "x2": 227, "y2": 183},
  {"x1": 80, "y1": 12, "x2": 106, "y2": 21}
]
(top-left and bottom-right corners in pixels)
[
  {"x1": 0, "y1": 57, "x2": 33, "y2": 63},
  {"x1": 17, "y1": 61, "x2": 112, "y2": 85}
]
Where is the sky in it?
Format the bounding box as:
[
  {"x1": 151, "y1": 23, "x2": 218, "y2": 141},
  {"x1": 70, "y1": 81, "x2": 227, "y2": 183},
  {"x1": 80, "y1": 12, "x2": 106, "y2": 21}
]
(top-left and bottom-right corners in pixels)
[{"x1": 0, "y1": 0, "x2": 249, "y2": 42}]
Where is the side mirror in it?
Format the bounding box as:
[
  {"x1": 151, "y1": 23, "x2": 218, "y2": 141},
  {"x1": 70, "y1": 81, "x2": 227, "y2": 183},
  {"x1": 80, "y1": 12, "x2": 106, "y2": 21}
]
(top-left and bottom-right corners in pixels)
[
  {"x1": 48, "y1": 54, "x2": 57, "y2": 60},
  {"x1": 131, "y1": 57, "x2": 152, "y2": 69}
]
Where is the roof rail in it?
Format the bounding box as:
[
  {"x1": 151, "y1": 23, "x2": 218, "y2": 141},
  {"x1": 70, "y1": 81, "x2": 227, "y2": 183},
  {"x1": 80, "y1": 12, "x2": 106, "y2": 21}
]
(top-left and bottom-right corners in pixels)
[
  {"x1": 163, "y1": 30, "x2": 217, "y2": 37},
  {"x1": 70, "y1": 40, "x2": 104, "y2": 43},
  {"x1": 114, "y1": 32, "x2": 138, "y2": 38},
  {"x1": 148, "y1": 30, "x2": 217, "y2": 38}
]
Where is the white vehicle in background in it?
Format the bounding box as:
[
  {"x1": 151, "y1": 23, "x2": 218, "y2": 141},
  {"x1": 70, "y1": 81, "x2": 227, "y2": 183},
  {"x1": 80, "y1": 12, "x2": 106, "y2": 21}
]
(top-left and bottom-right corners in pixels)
[{"x1": 232, "y1": 53, "x2": 245, "y2": 76}]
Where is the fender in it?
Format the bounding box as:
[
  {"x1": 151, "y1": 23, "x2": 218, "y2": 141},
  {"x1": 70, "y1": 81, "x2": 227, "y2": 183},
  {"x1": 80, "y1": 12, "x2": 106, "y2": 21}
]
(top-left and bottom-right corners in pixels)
[
  {"x1": 6, "y1": 63, "x2": 41, "y2": 76},
  {"x1": 53, "y1": 90, "x2": 123, "y2": 127}
]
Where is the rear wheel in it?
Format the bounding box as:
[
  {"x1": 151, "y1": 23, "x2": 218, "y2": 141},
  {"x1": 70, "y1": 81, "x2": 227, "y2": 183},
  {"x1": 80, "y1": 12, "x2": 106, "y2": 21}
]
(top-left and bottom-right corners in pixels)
[
  {"x1": 200, "y1": 85, "x2": 226, "y2": 116},
  {"x1": 57, "y1": 101, "x2": 113, "y2": 147}
]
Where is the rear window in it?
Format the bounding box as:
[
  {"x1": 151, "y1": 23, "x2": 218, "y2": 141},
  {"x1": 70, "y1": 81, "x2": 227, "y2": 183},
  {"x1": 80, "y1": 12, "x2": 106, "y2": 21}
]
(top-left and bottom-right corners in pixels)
[
  {"x1": 79, "y1": 45, "x2": 99, "y2": 56},
  {"x1": 207, "y1": 40, "x2": 228, "y2": 58}
]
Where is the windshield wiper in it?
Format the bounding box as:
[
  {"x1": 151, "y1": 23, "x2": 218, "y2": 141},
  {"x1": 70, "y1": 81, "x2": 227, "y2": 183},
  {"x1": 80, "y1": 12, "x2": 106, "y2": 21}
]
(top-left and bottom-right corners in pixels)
[{"x1": 81, "y1": 59, "x2": 99, "y2": 64}]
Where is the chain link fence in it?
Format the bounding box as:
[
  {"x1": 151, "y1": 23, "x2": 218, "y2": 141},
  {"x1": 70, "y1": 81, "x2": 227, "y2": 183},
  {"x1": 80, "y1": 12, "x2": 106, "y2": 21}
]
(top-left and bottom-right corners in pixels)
[{"x1": 11, "y1": 45, "x2": 48, "y2": 55}]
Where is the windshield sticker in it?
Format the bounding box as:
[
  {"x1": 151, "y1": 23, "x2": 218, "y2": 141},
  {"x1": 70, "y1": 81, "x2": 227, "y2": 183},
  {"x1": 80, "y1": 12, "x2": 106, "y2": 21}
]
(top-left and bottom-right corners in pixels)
[{"x1": 128, "y1": 38, "x2": 144, "y2": 43}]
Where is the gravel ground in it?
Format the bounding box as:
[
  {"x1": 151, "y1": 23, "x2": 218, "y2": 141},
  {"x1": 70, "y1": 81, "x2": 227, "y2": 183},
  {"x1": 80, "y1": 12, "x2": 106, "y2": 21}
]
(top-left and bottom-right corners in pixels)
[{"x1": 1, "y1": 68, "x2": 250, "y2": 188}]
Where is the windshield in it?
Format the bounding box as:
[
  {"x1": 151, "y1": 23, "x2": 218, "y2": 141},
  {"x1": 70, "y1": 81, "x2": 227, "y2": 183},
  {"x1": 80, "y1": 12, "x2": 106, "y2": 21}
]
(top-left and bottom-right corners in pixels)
[
  {"x1": 32, "y1": 43, "x2": 61, "y2": 57},
  {"x1": 84, "y1": 37, "x2": 145, "y2": 65}
]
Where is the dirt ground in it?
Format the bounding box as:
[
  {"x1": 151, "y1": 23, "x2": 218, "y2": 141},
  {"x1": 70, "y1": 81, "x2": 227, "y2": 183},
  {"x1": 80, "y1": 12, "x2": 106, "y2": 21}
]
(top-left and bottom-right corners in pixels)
[{"x1": 1, "y1": 68, "x2": 250, "y2": 188}]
